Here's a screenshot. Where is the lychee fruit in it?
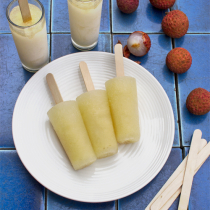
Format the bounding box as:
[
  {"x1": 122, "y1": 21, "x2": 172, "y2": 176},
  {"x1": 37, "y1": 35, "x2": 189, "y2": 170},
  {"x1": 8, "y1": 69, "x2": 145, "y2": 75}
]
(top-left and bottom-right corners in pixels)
[
  {"x1": 166, "y1": 47, "x2": 192, "y2": 74},
  {"x1": 127, "y1": 31, "x2": 151, "y2": 57},
  {"x1": 149, "y1": 0, "x2": 176, "y2": 9},
  {"x1": 117, "y1": 0, "x2": 139, "y2": 14},
  {"x1": 186, "y1": 88, "x2": 210, "y2": 115},
  {"x1": 123, "y1": 45, "x2": 130, "y2": 58},
  {"x1": 162, "y1": 10, "x2": 189, "y2": 38}
]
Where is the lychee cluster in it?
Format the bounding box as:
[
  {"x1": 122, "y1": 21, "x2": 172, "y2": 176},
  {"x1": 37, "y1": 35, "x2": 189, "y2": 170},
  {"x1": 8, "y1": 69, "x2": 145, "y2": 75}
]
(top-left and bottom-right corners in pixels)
[{"x1": 116, "y1": 0, "x2": 209, "y2": 116}]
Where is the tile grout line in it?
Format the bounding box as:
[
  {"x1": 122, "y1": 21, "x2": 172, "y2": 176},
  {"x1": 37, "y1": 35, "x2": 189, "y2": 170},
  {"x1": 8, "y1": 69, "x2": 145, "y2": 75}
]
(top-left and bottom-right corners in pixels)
[
  {"x1": 115, "y1": 200, "x2": 118, "y2": 210},
  {"x1": 168, "y1": 7, "x2": 183, "y2": 152},
  {"x1": 110, "y1": 1, "x2": 117, "y2": 208},
  {"x1": 0, "y1": 148, "x2": 16, "y2": 150},
  {"x1": 110, "y1": 0, "x2": 113, "y2": 54},
  {"x1": 45, "y1": 1, "x2": 53, "y2": 209},
  {"x1": 109, "y1": 0, "x2": 112, "y2": 35},
  {"x1": 49, "y1": 0, "x2": 53, "y2": 62},
  {"x1": 45, "y1": 187, "x2": 48, "y2": 210},
  {"x1": 172, "y1": 37, "x2": 183, "y2": 151},
  {"x1": 2, "y1": 32, "x2": 210, "y2": 35}
]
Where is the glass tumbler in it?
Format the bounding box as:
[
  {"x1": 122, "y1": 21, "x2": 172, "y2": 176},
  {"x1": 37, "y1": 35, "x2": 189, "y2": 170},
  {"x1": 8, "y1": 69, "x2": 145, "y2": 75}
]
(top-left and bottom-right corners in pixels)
[
  {"x1": 6, "y1": 0, "x2": 49, "y2": 72},
  {"x1": 67, "y1": 0, "x2": 103, "y2": 50}
]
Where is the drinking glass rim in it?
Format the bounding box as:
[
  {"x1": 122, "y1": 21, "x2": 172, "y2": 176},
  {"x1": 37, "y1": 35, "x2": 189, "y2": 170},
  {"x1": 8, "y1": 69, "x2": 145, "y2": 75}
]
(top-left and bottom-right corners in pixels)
[{"x1": 6, "y1": 0, "x2": 45, "y2": 29}]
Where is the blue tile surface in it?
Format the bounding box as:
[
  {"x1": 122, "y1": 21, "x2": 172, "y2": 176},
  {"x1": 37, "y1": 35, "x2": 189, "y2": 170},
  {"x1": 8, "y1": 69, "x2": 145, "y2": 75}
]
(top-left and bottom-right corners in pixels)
[
  {"x1": 184, "y1": 147, "x2": 210, "y2": 210},
  {"x1": 118, "y1": 148, "x2": 182, "y2": 209},
  {"x1": 0, "y1": 0, "x2": 210, "y2": 208},
  {"x1": 0, "y1": 34, "x2": 50, "y2": 148},
  {"x1": 0, "y1": 0, "x2": 10, "y2": 33},
  {"x1": 172, "y1": 0, "x2": 210, "y2": 33},
  {"x1": 175, "y1": 35, "x2": 210, "y2": 146},
  {"x1": 47, "y1": 191, "x2": 115, "y2": 210},
  {"x1": 52, "y1": 0, "x2": 110, "y2": 33},
  {"x1": 0, "y1": 35, "x2": 33, "y2": 148},
  {"x1": 51, "y1": 34, "x2": 111, "y2": 61},
  {"x1": 0, "y1": 0, "x2": 51, "y2": 33},
  {"x1": 113, "y1": 34, "x2": 180, "y2": 147},
  {"x1": 0, "y1": 151, "x2": 44, "y2": 210},
  {"x1": 112, "y1": 0, "x2": 169, "y2": 33}
]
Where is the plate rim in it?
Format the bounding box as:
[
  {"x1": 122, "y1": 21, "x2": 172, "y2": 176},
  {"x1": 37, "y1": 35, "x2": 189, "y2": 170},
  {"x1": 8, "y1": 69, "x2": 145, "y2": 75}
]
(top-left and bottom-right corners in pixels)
[{"x1": 12, "y1": 51, "x2": 175, "y2": 203}]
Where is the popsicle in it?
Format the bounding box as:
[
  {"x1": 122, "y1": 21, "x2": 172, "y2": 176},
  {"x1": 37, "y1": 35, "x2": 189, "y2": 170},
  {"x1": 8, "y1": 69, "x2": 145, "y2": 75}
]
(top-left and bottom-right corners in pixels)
[
  {"x1": 46, "y1": 73, "x2": 97, "y2": 170},
  {"x1": 105, "y1": 44, "x2": 140, "y2": 144},
  {"x1": 76, "y1": 62, "x2": 118, "y2": 159}
]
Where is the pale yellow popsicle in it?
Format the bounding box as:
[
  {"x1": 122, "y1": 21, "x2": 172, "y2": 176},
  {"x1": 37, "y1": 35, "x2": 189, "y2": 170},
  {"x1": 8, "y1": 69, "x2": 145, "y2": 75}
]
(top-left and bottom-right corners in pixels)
[
  {"x1": 47, "y1": 101, "x2": 97, "y2": 170},
  {"x1": 76, "y1": 90, "x2": 118, "y2": 159},
  {"x1": 105, "y1": 76, "x2": 140, "y2": 144}
]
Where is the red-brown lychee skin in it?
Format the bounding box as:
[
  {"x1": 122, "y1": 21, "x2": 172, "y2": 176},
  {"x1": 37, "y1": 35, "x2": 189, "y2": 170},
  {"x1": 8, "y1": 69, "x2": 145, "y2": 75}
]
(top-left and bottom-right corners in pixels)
[
  {"x1": 141, "y1": 32, "x2": 151, "y2": 55},
  {"x1": 166, "y1": 47, "x2": 192, "y2": 74},
  {"x1": 117, "y1": 0, "x2": 139, "y2": 14},
  {"x1": 149, "y1": 0, "x2": 176, "y2": 9},
  {"x1": 186, "y1": 88, "x2": 210, "y2": 115},
  {"x1": 162, "y1": 10, "x2": 189, "y2": 38}
]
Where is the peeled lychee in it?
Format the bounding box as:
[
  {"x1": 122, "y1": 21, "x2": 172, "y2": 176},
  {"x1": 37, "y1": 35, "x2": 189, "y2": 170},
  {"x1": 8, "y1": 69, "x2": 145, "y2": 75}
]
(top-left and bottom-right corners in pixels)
[
  {"x1": 149, "y1": 0, "x2": 176, "y2": 9},
  {"x1": 186, "y1": 88, "x2": 210, "y2": 115},
  {"x1": 162, "y1": 10, "x2": 189, "y2": 38},
  {"x1": 117, "y1": 0, "x2": 139, "y2": 14},
  {"x1": 166, "y1": 47, "x2": 192, "y2": 74},
  {"x1": 127, "y1": 31, "x2": 151, "y2": 57}
]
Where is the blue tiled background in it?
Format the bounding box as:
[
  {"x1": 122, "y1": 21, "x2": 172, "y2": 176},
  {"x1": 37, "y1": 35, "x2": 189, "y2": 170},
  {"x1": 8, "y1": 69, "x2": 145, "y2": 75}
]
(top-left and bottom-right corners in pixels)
[{"x1": 0, "y1": 0, "x2": 209, "y2": 209}]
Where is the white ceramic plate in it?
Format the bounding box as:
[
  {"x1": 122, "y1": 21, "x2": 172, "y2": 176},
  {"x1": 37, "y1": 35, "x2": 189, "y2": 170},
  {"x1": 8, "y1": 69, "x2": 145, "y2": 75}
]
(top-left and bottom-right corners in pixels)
[{"x1": 12, "y1": 52, "x2": 174, "y2": 203}]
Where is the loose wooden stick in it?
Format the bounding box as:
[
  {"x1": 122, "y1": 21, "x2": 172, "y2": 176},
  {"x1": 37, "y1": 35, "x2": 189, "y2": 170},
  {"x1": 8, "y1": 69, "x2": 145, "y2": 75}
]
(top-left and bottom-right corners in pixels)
[
  {"x1": 79, "y1": 61, "x2": 95, "y2": 92},
  {"x1": 160, "y1": 141, "x2": 210, "y2": 210},
  {"x1": 18, "y1": 0, "x2": 32, "y2": 22},
  {"x1": 178, "y1": 129, "x2": 202, "y2": 210},
  {"x1": 114, "y1": 44, "x2": 124, "y2": 77},
  {"x1": 160, "y1": 190, "x2": 181, "y2": 210},
  {"x1": 146, "y1": 137, "x2": 207, "y2": 210},
  {"x1": 151, "y1": 132, "x2": 203, "y2": 210},
  {"x1": 151, "y1": 170, "x2": 185, "y2": 210},
  {"x1": 46, "y1": 73, "x2": 63, "y2": 104}
]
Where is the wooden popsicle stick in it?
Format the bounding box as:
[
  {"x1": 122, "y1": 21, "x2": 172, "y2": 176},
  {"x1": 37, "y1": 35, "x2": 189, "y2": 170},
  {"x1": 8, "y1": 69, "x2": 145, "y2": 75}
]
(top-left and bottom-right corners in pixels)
[
  {"x1": 160, "y1": 141, "x2": 210, "y2": 210},
  {"x1": 160, "y1": 189, "x2": 181, "y2": 210},
  {"x1": 194, "y1": 142, "x2": 210, "y2": 174},
  {"x1": 178, "y1": 129, "x2": 202, "y2": 210},
  {"x1": 114, "y1": 44, "x2": 124, "y2": 77},
  {"x1": 46, "y1": 73, "x2": 63, "y2": 104},
  {"x1": 150, "y1": 130, "x2": 202, "y2": 210},
  {"x1": 151, "y1": 169, "x2": 184, "y2": 210},
  {"x1": 18, "y1": 0, "x2": 32, "y2": 22},
  {"x1": 79, "y1": 61, "x2": 95, "y2": 92},
  {"x1": 146, "y1": 137, "x2": 207, "y2": 210}
]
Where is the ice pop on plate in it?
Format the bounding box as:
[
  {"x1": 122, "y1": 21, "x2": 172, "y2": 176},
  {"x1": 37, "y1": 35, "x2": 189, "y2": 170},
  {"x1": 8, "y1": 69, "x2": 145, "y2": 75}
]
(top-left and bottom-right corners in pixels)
[
  {"x1": 76, "y1": 62, "x2": 118, "y2": 159},
  {"x1": 105, "y1": 44, "x2": 140, "y2": 144},
  {"x1": 46, "y1": 73, "x2": 96, "y2": 170}
]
